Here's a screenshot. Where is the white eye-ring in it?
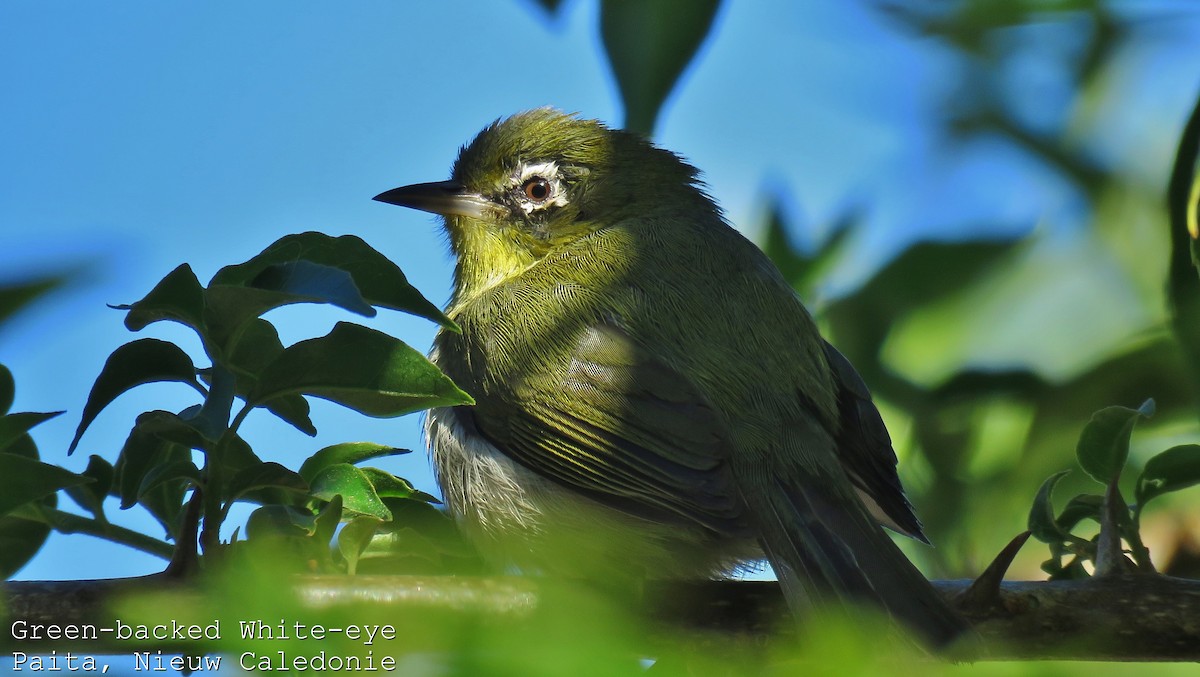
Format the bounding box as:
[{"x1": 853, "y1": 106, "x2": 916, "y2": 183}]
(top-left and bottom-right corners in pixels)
[{"x1": 513, "y1": 161, "x2": 569, "y2": 213}]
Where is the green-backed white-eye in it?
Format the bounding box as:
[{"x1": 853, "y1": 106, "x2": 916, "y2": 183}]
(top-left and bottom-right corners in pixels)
[{"x1": 375, "y1": 108, "x2": 964, "y2": 645}]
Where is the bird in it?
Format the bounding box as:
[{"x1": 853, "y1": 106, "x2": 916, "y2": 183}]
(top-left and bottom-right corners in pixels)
[{"x1": 374, "y1": 108, "x2": 965, "y2": 646}]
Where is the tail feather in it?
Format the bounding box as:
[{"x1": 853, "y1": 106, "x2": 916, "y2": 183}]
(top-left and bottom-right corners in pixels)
[{"x1": 755, "y1": 476, "x2": 967, "y2": 648}]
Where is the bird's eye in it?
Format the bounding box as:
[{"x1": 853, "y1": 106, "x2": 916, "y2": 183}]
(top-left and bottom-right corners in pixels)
[{"x1": 522, "y1": 177, "x2": 552, "y2": 203}]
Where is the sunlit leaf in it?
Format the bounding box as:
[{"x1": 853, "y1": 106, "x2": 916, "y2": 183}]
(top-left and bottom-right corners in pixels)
[
  {"x1": 309, "y1": 463, "x2": 392, "y2": 520},
  {"x1": 1075, "y1": 400, "x2": 1154, "y2": 485},
  {"x1": 600, "y1": 0, "x2": 722, "y2": 136},
  {"x1": 0, "y1": 453, "x2": 92, "y2": 517},
  {"x1": 70, "y1": 339, "x2": 204, "y2": 454},
  {"x1": 298, "y1": 442, "x2": 409, "y2": 484},
  {"x1": 250, "y1": 322, "x2": 473, "y2": 418},
  {"x1": 359, "y1": 468, "x2": 417, "y2": 499},
  {"x1": 1137, "y1": 444, "x2": 1200, "y2": 508}
]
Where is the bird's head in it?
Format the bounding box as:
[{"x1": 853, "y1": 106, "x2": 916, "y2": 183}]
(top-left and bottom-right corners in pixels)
[{"x1": 375, "y1": 108, "x2": 713, "y2": 299}]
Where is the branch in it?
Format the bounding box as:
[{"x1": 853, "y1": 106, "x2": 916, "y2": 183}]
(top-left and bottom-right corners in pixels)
[{"x1": 3, "y1": 574, "x2": 1199, "y2": 660}]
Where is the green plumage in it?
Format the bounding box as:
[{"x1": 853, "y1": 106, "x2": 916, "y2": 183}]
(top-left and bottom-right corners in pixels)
[{"x1": 376, "y1": 108, "x2": 965, "y2": 646}]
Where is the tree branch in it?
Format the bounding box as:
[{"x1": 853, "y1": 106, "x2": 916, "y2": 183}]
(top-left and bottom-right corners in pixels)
[{"x1": 2, "y1": 574, "x2": 1198, "y2": 660}]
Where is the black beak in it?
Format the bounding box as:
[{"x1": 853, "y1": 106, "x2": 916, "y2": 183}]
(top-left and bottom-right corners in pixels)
[{"x1": 373, "y1": 180, "x2": 491, "y2": 219}]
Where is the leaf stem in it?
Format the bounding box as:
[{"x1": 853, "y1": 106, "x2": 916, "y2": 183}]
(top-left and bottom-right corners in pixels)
[{"x1": 9, "y1": 504, "x2": 173, "y2": 560}]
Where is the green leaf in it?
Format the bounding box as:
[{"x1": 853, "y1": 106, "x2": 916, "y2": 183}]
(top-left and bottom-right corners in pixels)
[
  {"x1": 250, "y1": 260, "x2": 376, "y2": 316},
  {"x1": 1137, "y1": 444, "x2": 1200, "y2": 507},
  {"x1": 1055, "y1": 493, "x2": 1103, "y2": 533},
  {"x1": 64, "y1": 455, "x2": 115, "y2": 519},
  {"x1": 309, "y1": 463, "x2": 392, "y2": 520},
  {"x1": 1027, "y1": 470, "x2": 1071, "y2": 544},
  {"x1": 250, "y1": 322, "x2": 473, "y2": 417},
  {"x1": 1075, "y1": 400, "x2": 1155, "y2": 485},
  {"x1": 209, "y1": 232, "x2": 454, "y2": 331},
  {"x1": 112, "y1": 424, "x2": 192, "y2": 537},
  {"x1": 224, "y1": 462, "x2": 309, "y2": 504},
  {"x1": 0, "y1": 411, "x2": 63, "y2": 453},
  {"x1": 600, "y1": 0, "x2": 722, "y2": 136},
  {"x1": 133, "y1": 409, "x2": 211, "y2": 451},
  {"x1": 298, "y1": 442, "x2": 409, "y2": 483},
  {"x1": 337, "y1": 515, "x2": 384, "y2": 575},
  {"x1": 118, "y1": 263, "x2": 206, "y2": 333},
  {"x1": 359, "y1": 468, "x2": 417, "y2": 499},
  {"x1": 0, "y1": 513, "x2": 52, "y2": 579},
  {"x1": 0, "y1": 364, "x2": 14, "y2": 415},
  {"x1": 226, "y1": 319, "x2": 315, "y2": 435},
  {"x1": 0, "y1": 453, "x2": 93, "y2": 517},
  {"x1": 136, "y1": 460, "x2": 202, "y2": 502},
  {"x1": 313, "y1": 494, "x2": 343, "y2": 546},
  {"x1": 70, "y1": 339, "x2": 204, "y2": 454},
  {"x1": 246, "y1": 504, "x2": 317, "y2": 539}
]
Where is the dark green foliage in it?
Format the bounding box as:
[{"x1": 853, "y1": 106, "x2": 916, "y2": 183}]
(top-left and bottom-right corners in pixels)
[
  {"x1": 1, "y1": 233, "x2": 475, "y2": 579},
  {"x1": 1029, "y1": 398, "x2": 1200, "y2": 579}
]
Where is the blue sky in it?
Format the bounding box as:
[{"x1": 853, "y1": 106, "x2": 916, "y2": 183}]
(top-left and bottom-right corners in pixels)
[{"x1": 3, "y1": 1, "x2": 1199, "y2": 582}]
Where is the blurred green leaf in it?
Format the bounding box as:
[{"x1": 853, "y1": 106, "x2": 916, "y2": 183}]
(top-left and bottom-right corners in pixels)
[
  {"x1": 0, "y1": 411, "x2": 63, "y2": 453},
  {"x1": 298, "y1": 442, "x2": 409, "y2": 483},
  {"x1": 250, "y1": 322, "x2": 473, "y2": 418},
  {"x1": 226, "y1": 319, "x2": 315, "y2": 436},
  {"x1": 1075, "y1": 399, "x2": 1154, "y2": 485},
  {"x1": 70, "y1": 338, "x2": 204, "y2": 454},
  {"x1": 1166, "y1": 87, "x2": 1200, "y2": 389},
  {"x1": 0, "y1": 273, "x2": 69, "y2": 327},
  {"x1": 529, "y1": 0, "x2": 566, "y2": 16},
  {"x1": 600, "y1": 0, "x2": 721, "y2": 136},
  {"x1": 761, "y1": 199, "x2": 856, "y2": 301},
  {"x1": 0, "y1": 364, "x2": 14, "y2": 415},
  {"x1": 209, "y1": 232, "x2": 454, "y2": 331},
  {"x1": 64, "y1": 454, "x2": 115, "y2": 519},
  {"x1": 1137, "y1": 444, "x2": 1200, "y2": 508},
  {"x1": 118, "y1": 263, "x2": 206, "y2": 334},
  {"x1": 1027, "y1": 470, "x2": 1071, "y2": 543},
  {"x1": 309, "y1": 463, "x2": 392, "y2": 520},
  {"x1": 0, "y1": 452, "x2": 92, "y2": 517}
]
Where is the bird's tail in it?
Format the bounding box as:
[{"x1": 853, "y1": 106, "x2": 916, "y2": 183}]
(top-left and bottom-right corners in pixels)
[{"x1": 751, "y1": 476, "x2": 967, "y2": 648}]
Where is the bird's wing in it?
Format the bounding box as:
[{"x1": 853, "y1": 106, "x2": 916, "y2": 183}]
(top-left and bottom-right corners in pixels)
[
  {"x1": 466, "y1": 321, "x2": 747, "y2": 536},
  {"x1": 822, "y1": 341, "x2": 926, "y2": 541}
]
